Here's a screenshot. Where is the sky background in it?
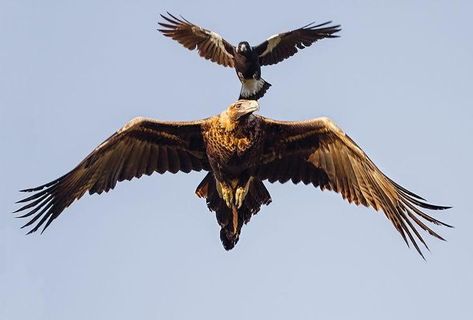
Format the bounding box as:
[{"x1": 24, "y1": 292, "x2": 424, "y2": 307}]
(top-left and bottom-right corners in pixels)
[{"x1": 1, "y1": 1, "x2": 472, "y2": 319}]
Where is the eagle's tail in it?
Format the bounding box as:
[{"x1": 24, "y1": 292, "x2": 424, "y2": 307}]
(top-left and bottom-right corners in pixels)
[
  {"x1": 195, "y1": 172, "x2": 271, "y2": 250},
  {"x1": 239, "y1": 78, "x2": 271, "y2": 100}
]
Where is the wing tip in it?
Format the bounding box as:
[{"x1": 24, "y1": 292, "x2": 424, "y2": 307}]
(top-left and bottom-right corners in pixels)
[
  {"x1": 160, "y1": 12, "x2": 186, "y2": 25},
  {"x1": 304, "y1": 20, "x2": 342, "y2": 31}
]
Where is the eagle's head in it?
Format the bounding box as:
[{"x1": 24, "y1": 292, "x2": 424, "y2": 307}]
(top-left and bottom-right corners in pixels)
[
  {"x1": 219, "y1": 100, "x2": 259, "y2": 131},
  {"x1": 226, "y1": 99, "x2": 259, "y2": 120},
  {"x1": 236, "y1": 41, "x2": 251, "y2": 55}
]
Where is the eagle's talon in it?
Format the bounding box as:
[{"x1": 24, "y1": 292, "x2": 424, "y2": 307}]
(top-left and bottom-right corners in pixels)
[
  {"x1": 235, "y1": 187, "x2": 245, "y2": 208},
  {"x1": 220, "y1": 183, "x2": 233, "y2": 208},
  {"x1": 236, "y1": 178, "x2": 253, "y2": 209}
]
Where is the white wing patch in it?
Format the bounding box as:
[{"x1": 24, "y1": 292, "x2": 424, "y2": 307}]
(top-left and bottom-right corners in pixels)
[
  {"x1": 208, "y1": 30, "x2": 234, "y2": 59},
  {"x1": 260, "y1": 34, "x2": 282, "y2": 57}
]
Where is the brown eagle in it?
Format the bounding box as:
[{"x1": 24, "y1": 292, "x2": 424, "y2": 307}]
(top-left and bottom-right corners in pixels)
[
  {"x1": 15, "y1": 100, "x2": 450, "y2": 257},
  {"x1": 158, "y1": 13, "x2": 340, "y2": 100}
]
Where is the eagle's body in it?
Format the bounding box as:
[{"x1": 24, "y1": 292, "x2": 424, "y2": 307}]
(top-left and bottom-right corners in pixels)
[
  {"x1": 15, "y1": 100, "x2": 450, "y2": 256},
  {"x1": 200, "y1": 102, "x2": 268, "y2": 247},
  {"x1": 158, "y1": 13, "x2": 340, "y2": 100},
  {"x1": 203, "y1": 107, "x2": 263, "y2": 178}
]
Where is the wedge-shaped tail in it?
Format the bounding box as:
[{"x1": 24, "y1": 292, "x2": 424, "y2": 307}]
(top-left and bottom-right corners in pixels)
[{"x1": 196, "y1": 172, "x2": 271, "y2": 250}]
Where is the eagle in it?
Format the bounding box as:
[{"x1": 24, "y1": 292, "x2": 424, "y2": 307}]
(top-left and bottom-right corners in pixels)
[
  {"x1": 158, "y1": 13, "x2": 340, "y2": 100},
  {"x1": 15, "y1": 100, "x2": 450, "y2": 257}
]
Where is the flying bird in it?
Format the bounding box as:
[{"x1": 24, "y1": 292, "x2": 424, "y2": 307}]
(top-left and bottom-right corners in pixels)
[
  {"x1": 15, "y1": 100, "x2": 450, "y2": 257},
  {"x1": 158, "y1": 13, "x2": 340, "y2": 100}
]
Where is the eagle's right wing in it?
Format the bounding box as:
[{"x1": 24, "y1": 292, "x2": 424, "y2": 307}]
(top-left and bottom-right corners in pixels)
[
  {"x1": 158, "y1": 12, "x2": 236, "y2": 68},
  {"x1": 15, "y1": 117, "x2": 210, "y2": 234}
]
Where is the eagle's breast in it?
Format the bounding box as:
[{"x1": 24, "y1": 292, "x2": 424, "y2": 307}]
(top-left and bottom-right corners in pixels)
[{"x1": 203, "y1": 116, "x2": 263, "y2": 176}]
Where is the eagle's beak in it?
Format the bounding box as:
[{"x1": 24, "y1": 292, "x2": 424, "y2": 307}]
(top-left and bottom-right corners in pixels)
[{"x1": 240, "y1": 100, "x2": 259, "y2": 115}]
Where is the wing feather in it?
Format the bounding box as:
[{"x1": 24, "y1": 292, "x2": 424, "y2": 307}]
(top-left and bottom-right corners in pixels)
[
  {"x1": 158, "y1": 13, "x2": 235, "y2": 67},
  {"x1": 15, "y1": 117, "x2": 209, "y2": 234},
  {"x1": 255, "y1": 21, "x2": 341, "y2": 66},
  {"x1": 257, "y1": 116, "x2": 451, "y2": 257}
]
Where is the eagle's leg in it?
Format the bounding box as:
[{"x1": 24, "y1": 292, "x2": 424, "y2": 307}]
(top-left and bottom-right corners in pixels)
[
  {"x1": 216, "y1": 180, "x2": 233, "y2": 209},
  {"x1": 216, "y1": 178, "x2": 253, "y2": 208},
  {"x1": 215, "y1": 181, "x2": 239, "y2": 235},
  {"x1": 235, "y1": 177, "x2": 253, "y2": 209},
  {"x1": 216, "y1": 176, "x2": 254, "y2": 234}
]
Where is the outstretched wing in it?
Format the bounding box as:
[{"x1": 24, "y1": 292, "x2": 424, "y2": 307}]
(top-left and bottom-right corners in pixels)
[
  {"x1": 257, "y1": 116, "x2": 451, "y2": 257},
  {"x1": 254, "y1": 21, "x2": 340, "y2": 66},
  {"x1": 15, "y1": 117, "x2": 210, "y2": 234},
  {"x1": 158, "y1": 12, "x2": 235, "y2": 67}
]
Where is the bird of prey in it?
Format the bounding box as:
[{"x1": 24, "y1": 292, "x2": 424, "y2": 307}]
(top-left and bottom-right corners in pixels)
[
  {"x1": 15, "y1": 100, "x2": 450, "y2": 257},
  {"x1": 158, "y1": 13, "x2": 340, "y2": 100}
]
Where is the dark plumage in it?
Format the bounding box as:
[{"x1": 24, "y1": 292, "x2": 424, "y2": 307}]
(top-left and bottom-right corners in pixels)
[
  {"x1": 158, "y1": 13, "x2": 340, "y2": 100},
  {"x1": 15, "y1": 100, "x2": 450, "y2": 257}
]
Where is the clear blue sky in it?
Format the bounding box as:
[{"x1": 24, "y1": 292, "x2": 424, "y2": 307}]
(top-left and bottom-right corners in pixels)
[{"x1": 1, "y1": 1, "x2": 472, "y2": 319}]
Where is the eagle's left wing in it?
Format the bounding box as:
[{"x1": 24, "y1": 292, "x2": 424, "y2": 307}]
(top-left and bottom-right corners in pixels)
[
  {"x1": 254, "y1": 21, "x2": 340, "y2": 66},
  {"x1": 256, "y1": 116, "x2": 451, "y2": 257}
]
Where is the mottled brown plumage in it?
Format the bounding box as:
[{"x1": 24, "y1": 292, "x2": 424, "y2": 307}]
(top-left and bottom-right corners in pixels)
[{"x1": 15, "y1": 100, "x2": 450, "y2": 256}]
